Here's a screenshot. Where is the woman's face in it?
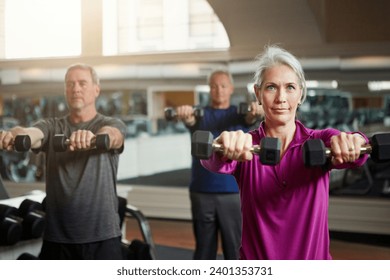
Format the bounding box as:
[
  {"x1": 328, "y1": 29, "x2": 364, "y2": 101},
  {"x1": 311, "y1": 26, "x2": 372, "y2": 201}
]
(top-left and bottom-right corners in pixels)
[{"x1": 255, "y1": 64, "x2": 302, "y2": 126}]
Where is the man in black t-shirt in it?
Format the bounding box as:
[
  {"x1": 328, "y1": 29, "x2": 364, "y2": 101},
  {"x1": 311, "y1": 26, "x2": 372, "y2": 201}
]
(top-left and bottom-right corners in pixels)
[{"x1": 0, "y1": 63, "x2": 126, "y2": 259}]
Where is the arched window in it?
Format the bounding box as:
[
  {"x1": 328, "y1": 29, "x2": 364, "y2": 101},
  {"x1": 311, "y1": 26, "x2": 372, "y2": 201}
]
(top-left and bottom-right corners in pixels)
[
  {"x1": 102, "y1": 0, "x2": 229, "y2": 55},
  {"x1": 0, "y1": 0, "x2": 228, "y2": 59},
  {"x1": 3, "y1": 0, "x2": 81, "y2": 59}
]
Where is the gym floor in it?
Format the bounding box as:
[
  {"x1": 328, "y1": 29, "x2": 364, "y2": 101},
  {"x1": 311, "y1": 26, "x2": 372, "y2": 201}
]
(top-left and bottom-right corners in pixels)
[
  {"x1": 125, "y1": 217, "x2": 390, "y2": 260},
  {"x1": 120, "y1": 168, "x2": 390, "y2": 260}
]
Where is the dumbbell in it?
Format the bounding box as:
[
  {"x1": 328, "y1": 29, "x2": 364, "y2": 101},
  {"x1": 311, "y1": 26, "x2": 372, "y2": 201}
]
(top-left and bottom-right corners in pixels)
[
  {"x1": 0, "y1": 135, "x2": 31, "y2": 152},
  {"x1": 164, "y1": 107, "x2": 204, "y2": 121},
  {"x1": 302, "y1": 133, "x2": 390, "y2": 167},
  {"x1": 53, "y1": 134, "x2": 110, "y2": 152},
  {"x1": 18, "y1": 199, "x2": 45, "y2": 239},
  {"x1": 191, "y1": 130, "x2": 281, "y2": 165},
  {"x1": 0, "y1": 204, "x2": 23, "y2": 245}
]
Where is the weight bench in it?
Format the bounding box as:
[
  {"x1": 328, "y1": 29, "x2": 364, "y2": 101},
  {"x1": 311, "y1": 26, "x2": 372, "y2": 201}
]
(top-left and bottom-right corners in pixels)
[{"x1": 118, "y1": 196, "x2": 157, "y2": 260}]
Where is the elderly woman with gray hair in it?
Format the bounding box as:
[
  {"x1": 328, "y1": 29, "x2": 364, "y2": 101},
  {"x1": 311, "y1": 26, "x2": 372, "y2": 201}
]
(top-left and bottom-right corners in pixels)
[{"x1": 200, "y1": 45, "x2": 368, "y2": 260}]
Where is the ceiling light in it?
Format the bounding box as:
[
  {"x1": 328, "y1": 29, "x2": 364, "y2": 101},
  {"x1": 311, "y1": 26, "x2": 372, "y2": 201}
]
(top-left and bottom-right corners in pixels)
[
  {"x1": 306, "y1": 80, "x2": 338, "y2": 89},
  {"x1": 368, "y1": 81, "x2": 390, "y2": 91}
]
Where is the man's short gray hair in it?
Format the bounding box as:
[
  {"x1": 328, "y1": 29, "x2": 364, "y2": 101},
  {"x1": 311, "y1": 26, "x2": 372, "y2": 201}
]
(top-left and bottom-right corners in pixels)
[
  {"x1": 65, "y1": 63, "x2": 100, "y2": 85},
  {"x1": 207, "y1": 70, "x2": 234, "y2": 85}
]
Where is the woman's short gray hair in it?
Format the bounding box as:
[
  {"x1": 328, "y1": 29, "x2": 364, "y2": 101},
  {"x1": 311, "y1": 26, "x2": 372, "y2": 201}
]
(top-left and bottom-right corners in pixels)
[{"x1": 253, "y1": 45, "x2": 307, "y2": 103}]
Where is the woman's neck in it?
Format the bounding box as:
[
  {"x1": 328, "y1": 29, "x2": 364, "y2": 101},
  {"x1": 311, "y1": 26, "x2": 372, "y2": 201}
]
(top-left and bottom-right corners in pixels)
[{"x1": 264, "y1": 121, "x2": 296, "y2": 156}]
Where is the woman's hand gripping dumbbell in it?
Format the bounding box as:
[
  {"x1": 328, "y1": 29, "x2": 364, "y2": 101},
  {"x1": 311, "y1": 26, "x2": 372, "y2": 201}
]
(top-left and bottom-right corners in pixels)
[
  {"x1": 302, "y1": 132, "x2": 390, "y2": 166},
  {"x1": 191, "y1": 130, "x2": 281, "y2": 165},
  {"x1": 53, "y1": 130, "x2": 110, "y2": 152}
]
